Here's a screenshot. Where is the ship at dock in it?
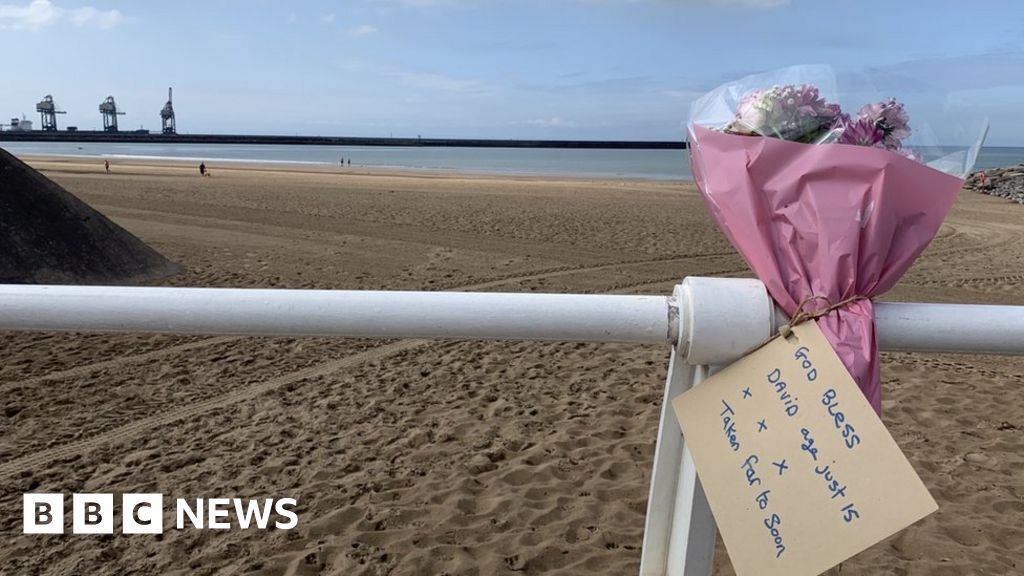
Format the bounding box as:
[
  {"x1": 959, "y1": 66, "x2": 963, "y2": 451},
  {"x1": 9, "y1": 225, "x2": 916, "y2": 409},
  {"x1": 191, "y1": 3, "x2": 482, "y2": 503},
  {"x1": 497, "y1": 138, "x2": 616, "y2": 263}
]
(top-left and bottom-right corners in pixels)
[{"x1": 4, "y1": 116, "x2": 33, "y2": 132}]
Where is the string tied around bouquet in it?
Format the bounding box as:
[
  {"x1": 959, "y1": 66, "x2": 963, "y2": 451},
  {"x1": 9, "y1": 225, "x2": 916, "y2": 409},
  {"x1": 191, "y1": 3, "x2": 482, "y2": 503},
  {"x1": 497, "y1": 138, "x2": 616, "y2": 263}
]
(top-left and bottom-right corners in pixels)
[{"x1": 777, "y1": 294, "x2": 867, "y2": 340}]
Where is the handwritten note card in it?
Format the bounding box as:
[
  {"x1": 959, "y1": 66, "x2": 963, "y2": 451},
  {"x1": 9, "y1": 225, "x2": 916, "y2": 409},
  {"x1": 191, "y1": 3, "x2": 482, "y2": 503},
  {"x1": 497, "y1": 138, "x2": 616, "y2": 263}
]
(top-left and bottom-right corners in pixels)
[{"x1": 672, "y1": 322, "x2": 936, "y2": 576}]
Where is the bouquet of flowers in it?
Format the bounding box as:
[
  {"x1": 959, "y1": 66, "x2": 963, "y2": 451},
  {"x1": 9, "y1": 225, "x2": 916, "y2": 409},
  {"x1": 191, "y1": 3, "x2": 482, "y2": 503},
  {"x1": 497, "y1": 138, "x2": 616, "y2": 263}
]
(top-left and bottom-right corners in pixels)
[
  {"x1": 725, "y1": 84, "x2": 920, "y2": 158},
  {"x1": 688, "y1": 66, "x2": 986, "y2": 413}
]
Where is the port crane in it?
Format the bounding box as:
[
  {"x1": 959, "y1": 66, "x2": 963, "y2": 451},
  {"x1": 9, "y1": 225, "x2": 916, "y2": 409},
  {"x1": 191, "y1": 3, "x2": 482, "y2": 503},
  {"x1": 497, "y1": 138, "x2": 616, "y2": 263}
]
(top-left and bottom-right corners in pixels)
[
  {"x1": 160, "y1": 87, "x2": 176, "y2": 134},
  {"x1": 99, "y1": 96, "x2": 125, "y2": 132},
  {"x1": 35, "y1": 95, "x2": 66, "y2": 131}
]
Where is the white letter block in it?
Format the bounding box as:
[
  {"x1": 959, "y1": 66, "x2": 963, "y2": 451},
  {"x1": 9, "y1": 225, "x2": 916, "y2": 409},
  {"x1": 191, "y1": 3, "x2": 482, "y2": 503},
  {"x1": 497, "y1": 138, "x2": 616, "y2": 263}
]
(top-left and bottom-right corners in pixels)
[
  {"x1": 123, "y1": 494, "x2": 163, "y2": 534},
  {"x1": 23, "y1": 494, "x2": 64, "y2": 534},
  {"x1": 73, "y1": 493, "x2": 114, "y2": 534}
]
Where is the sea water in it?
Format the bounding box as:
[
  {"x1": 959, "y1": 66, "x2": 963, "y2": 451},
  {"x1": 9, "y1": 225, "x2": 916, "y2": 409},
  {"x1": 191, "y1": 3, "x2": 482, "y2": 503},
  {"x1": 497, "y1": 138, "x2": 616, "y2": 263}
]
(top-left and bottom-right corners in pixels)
[{"x1": 2, "y1": 141, "x2": 1022, "y2": 181}]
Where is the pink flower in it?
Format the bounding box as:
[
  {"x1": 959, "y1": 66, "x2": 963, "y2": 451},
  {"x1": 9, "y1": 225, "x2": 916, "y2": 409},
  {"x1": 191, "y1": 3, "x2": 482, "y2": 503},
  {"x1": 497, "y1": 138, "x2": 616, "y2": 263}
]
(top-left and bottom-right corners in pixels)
[
  {"x1": 837, "y1": 118, "x2": 885, "y2": 148},
  {"x1": 857, "y1": 98, "x2": 911, "y2": 150}
]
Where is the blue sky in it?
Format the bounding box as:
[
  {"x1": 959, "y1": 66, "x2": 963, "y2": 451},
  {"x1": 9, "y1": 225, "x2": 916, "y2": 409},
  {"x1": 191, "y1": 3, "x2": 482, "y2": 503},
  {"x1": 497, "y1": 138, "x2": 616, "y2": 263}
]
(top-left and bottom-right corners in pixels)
[{"x1": 1, "y1": 0, "x2": 1022, "y2": 144}]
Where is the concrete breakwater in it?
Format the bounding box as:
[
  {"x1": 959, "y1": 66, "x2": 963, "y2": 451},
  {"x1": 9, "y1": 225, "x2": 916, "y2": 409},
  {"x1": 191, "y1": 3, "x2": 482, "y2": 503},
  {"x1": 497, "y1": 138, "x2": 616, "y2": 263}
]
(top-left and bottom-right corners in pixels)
[{"x1": 0, "y1": 131, "x2": 686, "y2": 150}]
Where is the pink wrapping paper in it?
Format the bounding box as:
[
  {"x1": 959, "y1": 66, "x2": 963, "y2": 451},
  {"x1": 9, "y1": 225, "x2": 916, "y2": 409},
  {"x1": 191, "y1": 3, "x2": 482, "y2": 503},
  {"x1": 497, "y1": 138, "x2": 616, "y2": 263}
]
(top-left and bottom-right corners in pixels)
[{"x1": 689, "y1": 125, "x2": 965, "y2": 413}]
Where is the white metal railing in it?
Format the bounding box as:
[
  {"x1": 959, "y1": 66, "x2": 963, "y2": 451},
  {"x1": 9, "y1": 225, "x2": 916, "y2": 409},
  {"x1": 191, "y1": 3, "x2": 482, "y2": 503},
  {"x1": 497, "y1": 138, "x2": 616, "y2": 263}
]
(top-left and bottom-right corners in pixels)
[
  {"x1": 1, "y1": 277, "x2": 1023, "y2": 576},
  {"x1": 0, "y1": 286, "x2": 673, "y2": 344},
  {"x1": 2, "y1": 283, "x2": 1023, "y2": 356}
]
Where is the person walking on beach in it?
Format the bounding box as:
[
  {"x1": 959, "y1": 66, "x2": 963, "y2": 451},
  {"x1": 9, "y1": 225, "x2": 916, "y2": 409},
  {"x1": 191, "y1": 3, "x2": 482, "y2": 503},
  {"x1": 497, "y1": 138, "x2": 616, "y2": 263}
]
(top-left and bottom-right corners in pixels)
[
  {"x1": 199, "y1": 162, "x2": 206, "y2": 177},
  {"x1": 104, "y1": 159, "x2": 110, "y2": 173}
]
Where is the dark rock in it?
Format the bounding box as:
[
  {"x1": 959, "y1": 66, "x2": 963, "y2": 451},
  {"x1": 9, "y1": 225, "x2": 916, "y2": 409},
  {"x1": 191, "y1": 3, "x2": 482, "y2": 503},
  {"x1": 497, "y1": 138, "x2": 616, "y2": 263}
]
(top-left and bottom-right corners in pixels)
[{"x1": 0, "y1": 148, "x2": 179, "y2": 284}]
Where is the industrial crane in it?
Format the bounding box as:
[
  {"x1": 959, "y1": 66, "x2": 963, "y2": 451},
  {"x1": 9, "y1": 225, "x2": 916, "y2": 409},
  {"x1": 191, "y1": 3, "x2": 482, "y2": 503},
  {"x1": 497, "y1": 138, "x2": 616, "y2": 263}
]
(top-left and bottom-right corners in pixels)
[
  {"x1": 98, "y1": 96, "x2": 125, "y2": 132},
  {"x1": 36, "y1": 95, "x2": 66, "y2": 131},
  {"x1": 160, "y1": 87, "x2": 176, "y2": 134}
]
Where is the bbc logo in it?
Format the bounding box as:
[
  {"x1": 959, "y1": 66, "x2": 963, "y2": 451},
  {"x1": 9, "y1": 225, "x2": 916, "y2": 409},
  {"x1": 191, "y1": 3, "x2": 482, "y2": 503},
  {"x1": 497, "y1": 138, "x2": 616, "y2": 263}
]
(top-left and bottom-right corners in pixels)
[
  {"x1": 24, "y1": 493, "x2": 298, "y2": 534},
  {"x1": 24, "y1": 494, "x2": 163, "y2": 534}
]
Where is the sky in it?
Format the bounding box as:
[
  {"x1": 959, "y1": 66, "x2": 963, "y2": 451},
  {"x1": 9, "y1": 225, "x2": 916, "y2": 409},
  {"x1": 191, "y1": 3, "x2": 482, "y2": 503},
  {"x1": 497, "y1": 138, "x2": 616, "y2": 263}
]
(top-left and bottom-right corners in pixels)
[{"x1": 1, "y1": 0, "x2": 1023, "y2": 144}]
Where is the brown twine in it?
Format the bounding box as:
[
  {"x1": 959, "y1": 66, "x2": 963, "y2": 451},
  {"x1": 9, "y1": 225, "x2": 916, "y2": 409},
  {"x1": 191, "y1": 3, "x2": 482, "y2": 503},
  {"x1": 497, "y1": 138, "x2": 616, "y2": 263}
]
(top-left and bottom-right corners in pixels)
[
  {"x1": 778, "y1": 294, "x2": 866, "y2": 338},
  {"x1": 745, "y1": 294, "x2": 868, "y2": 356}
]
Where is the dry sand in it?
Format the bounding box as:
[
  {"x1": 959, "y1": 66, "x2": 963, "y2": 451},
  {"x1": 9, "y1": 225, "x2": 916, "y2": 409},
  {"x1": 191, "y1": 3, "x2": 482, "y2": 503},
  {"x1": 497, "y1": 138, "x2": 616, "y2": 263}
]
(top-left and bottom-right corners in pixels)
[{"x1": 0, "y1": 157, "x2": 1021, "y2": 575}]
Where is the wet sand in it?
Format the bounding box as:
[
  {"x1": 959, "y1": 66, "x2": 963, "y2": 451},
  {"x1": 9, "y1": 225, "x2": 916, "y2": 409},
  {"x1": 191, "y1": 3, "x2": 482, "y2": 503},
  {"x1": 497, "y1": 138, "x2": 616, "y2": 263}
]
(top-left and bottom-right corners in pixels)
[{"x1": 0, "y1": 157, "x2": 1021, "y2": 575}]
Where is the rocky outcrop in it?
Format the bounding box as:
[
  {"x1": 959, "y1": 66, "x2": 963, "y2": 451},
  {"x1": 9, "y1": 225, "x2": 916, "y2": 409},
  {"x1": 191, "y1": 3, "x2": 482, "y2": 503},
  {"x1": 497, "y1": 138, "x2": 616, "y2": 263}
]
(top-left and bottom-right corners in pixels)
[
  {"x1": 0, "y1": 147, "x2": 180, "y2": 284},
  {"x1": 964, "y1": 164, "x2": 1024, "y2": 204}
]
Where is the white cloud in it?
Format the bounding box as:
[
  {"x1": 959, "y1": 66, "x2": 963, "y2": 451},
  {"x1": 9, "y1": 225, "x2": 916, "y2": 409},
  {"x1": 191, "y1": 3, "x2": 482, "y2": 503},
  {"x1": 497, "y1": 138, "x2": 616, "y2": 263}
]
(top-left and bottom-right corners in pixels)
[
  {"x1": 349, "y1": 24, "x2": 379, "y2": 37},
  {"x1": 320, "y1": 12, "x2": 335, "y2": 25},
  {"x1": 0, "y1": 0, "x2": 124, "y2": 31},
  {"x1": 70, "y1": 6, "x2": 123, "y2": 29},
  {"x1": 0, "y1": 0, "x2": 59, "y2": 30},
  {"x1": 526, "y1": 117, "x2": 576, "y2": 128}
]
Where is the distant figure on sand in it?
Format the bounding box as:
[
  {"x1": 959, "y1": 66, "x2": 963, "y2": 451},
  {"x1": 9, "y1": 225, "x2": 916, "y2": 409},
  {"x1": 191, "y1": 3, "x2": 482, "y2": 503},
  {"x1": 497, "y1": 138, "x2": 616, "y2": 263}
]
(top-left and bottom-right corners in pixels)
[
  {"x1": 199, "y1": 162, "x2": 206, "y2": 177},
  {"x1": 340, "y1": 157, "x2": 345, "y2": 166},
  {"x1": 347, "y1": 158, "x2": 351, "y2": 166},
  {"x1": 104, "y1": 159, "x2": 110, "y2": 173}
]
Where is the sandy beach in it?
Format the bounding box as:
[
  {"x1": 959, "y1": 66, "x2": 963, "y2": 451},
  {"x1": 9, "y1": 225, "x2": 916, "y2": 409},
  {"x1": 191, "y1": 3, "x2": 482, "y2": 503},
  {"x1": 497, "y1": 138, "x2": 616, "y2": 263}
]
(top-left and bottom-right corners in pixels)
[{"x1": 0, "y1": 157, "x2": 1022, "y2": 575}]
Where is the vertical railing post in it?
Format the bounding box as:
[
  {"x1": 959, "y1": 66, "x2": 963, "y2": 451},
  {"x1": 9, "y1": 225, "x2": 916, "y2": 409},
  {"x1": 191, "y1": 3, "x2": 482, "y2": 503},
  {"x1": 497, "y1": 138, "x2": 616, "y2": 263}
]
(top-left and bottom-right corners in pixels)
[
  {"x1": 666, "y1": 365, "x2": 719, "y2": 576},
  {"x1": 640, "y1": 278, "x2": 774, "y2": 576},
  {"x1": 640, "y1": 358, "x2": 717, "y2": 576}
]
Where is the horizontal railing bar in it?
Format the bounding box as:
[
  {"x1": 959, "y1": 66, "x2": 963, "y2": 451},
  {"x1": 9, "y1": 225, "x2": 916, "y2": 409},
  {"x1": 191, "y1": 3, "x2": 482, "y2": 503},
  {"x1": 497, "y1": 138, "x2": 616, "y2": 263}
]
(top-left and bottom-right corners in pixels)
[
  {"x1": 0, "y1": 285, "x2": 1022, "y2": 357},
  {"x1": 875, "y1": 302, "x2": 1024, "y2": 356},
  {"x1": 0, "y1": 285, "x2": 675, "y2": 345},
  {"x1": 766, "y1": 301, "x2": 1024, "y2": 357}
]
